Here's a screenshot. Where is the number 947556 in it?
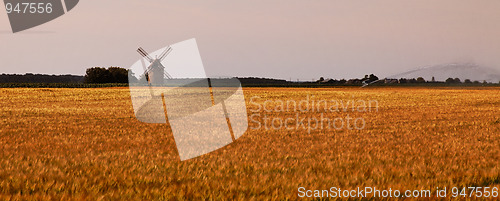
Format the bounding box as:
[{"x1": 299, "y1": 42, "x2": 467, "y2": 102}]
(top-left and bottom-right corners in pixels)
[{"x1": 5, "y1": 3, "x2": 53, "y2": 14}]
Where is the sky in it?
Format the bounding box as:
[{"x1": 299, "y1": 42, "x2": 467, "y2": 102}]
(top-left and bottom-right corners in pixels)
[{"x1": 1, "y1": 0, "x2": 500, "y2": 80}]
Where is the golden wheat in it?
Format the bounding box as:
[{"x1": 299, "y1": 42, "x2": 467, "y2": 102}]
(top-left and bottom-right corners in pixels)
[{"x1": 0, "y1": 87, "x2": 498, "y2": 200}]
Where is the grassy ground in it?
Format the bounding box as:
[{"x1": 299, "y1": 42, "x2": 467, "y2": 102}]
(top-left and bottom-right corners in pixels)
[{"x1": 0, "y1": 87, "x2": 499, "y2": 200}]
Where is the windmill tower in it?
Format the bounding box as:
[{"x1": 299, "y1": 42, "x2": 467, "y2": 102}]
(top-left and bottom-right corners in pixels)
[{"x1": 137, "y1": 47, "x2": 173, "y2": 85}]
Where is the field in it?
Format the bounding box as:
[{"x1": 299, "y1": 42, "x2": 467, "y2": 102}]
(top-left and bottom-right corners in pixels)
[{"x1": 0, "y1": 87, "x2": 499, "y2": 200}]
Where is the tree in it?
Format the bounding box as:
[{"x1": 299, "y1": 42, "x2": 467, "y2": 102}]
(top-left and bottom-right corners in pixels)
[
  {"x1": 368, "y1": 74, "x2": 379, "y2": 82},
  {"x1": 108, "y1": 67, "x2": 129, "y2": 83},
  {"x1": 84, "y1": 67, "x2": 109, "y2": 83},
  {"x1": 445, "y1": 78, "x2": 455, "y2": 83},
  {"x1": 416, "y1": 77, "x2": 426, "y2": 83},
  {"x1": 454, "y1": 78, "x2": 461, "y2": 83},
  {"x1": 84, "y1": 67, "x2": 130, "y2": 83},
  {"x1": 464, "y1": 79, "x2": 472, "y2": 84}
]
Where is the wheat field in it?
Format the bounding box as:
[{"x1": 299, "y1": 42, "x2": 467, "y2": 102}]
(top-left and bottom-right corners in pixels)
[{"x1": 0, "y1": 87, "x2": 499, "y2": 200}]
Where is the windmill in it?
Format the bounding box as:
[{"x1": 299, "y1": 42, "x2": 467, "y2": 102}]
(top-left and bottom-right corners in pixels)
[{"x1": 137, "y1": 46, "x2": 173, "y2": 85}]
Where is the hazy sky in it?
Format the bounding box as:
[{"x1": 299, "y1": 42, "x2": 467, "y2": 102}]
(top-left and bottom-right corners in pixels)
[{"x1": 1, "y1": 0, "x2": 500, "y2": 80}]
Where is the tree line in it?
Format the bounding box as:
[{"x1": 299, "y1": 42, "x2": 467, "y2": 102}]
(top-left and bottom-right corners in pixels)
[
  {"x1": 1, "y1": 67, "x2": 499, "y2": 86},
  {"x1": 84, "y1": 67, "x2": 133, "y2": 83},
  {"x1": 314, "y1": 75, "x2": 498, "y2": 85},
  {"x1": 0, "y1": 73, "x2": 83, "y2": 83}
]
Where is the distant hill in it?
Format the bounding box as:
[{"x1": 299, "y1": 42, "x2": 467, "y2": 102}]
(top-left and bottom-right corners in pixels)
[
  {"x1": 388, "y1": 63, "x2": 500, "y2": 83},
  {"x1": 0, "y1": 73, "x2": 84, "y2": 83}
]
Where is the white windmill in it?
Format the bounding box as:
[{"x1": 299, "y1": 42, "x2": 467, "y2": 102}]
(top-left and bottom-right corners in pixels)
[{"x1": 137, "y1": 46, "x2": 173, "y2": 85}]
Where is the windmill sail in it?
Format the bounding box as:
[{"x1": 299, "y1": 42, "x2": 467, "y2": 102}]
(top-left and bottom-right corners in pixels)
[
  {"x1": 158, "y1": 47, "x2": 172, "y2": 61},
  {"x1": 137, "y1": 47, "x2": 153, "y2": 63}
]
